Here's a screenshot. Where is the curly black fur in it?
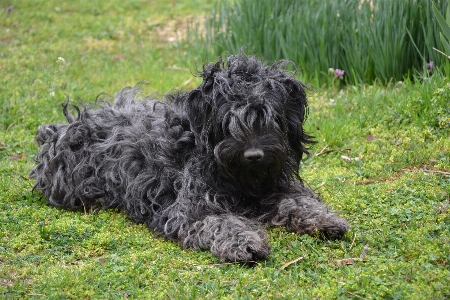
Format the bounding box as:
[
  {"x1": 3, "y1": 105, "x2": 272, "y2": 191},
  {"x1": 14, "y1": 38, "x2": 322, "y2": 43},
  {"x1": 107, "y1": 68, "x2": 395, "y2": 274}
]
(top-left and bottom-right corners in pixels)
[{"x1": 30, "y1": 54, "x2": 349, "y2": 262}]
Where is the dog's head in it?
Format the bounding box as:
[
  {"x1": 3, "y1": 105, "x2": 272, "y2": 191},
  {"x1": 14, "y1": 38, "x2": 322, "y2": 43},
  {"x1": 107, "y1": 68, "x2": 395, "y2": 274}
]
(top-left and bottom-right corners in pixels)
[{"x1": 186, "y1": 55, "x2": 314, "y2": 195}]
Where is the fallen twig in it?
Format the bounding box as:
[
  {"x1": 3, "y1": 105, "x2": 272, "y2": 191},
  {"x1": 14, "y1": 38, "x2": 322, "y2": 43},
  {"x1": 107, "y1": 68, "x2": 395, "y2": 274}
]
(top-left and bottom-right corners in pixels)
[
  {"x1": 280, "y1": 256, "x2": 305, "y2": 270},
  {"x1": 403, "y1": 167, "x2": 450, "y2": 176},
  {"x1": 332, "y1": 245, "x2": 368, "y2": 266},
  {"x1": 315, "y1": 145, "x2": 329, "y2": 156},
  {"x1": 355, "y1": 166, "x2": 450, "y2": 185}
]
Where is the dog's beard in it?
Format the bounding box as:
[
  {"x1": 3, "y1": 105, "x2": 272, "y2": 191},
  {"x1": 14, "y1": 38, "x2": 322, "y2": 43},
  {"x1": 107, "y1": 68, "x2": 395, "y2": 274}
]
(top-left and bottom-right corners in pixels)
[{"x1": 214, "y1": 134, "x2": 287, "y2": 196}]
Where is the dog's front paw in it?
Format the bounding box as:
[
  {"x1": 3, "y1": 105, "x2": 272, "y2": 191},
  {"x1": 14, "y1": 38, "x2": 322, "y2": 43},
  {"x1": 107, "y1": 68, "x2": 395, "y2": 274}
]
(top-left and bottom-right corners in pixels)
[
  {"x1": 289, "y1": 213, "x2": 350, "y2": 240},
  {"x1": 318, "y1": 214, "x2": 350, "y2": 239},
  {"x1": 210, "y1": 230, "x2": 271, "y2": 262}
]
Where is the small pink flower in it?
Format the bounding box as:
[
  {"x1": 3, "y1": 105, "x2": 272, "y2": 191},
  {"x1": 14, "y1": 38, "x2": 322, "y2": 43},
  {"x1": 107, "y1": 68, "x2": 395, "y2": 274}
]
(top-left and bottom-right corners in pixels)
[
  {"x1": 6, "y1": 5, "x2": 13, "y2": 12},
  {"x1": 426, "y1": 61, "x2": 434, "y2": 70},
  {"x1": 334, "y1": 69, "x2": 345, "y2": 79}
]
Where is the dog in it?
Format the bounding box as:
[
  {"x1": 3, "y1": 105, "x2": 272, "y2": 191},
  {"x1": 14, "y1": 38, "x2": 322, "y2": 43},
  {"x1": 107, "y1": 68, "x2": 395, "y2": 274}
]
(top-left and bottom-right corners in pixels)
[{"x1": 30, "y1": 54, "x2": 349, "y2": 262}]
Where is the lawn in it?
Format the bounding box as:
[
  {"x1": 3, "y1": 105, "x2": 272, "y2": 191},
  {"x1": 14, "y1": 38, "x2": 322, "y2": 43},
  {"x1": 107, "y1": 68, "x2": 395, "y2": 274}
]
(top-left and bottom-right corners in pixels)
[{"x1": 1, "y1": 0, "x2": 449, "y2": 299}]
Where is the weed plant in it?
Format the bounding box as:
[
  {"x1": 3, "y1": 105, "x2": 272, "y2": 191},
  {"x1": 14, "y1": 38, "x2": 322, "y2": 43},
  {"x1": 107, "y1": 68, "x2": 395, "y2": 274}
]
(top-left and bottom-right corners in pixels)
[{"x1": 189, "y1": 0, "x2": 448, "y2": 86}]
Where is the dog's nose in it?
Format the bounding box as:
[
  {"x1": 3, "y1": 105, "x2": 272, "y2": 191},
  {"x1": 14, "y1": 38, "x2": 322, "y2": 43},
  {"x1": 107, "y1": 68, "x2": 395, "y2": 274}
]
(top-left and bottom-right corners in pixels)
[{"x1": 243, "y1": 148, "x2": 264, "y2": 162}]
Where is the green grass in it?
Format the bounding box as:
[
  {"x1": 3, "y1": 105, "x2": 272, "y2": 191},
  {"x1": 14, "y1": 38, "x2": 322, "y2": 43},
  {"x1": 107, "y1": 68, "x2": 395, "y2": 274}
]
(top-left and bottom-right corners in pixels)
[{"x1": 1, "y1": 0, "x2": 450, "y2": 299}]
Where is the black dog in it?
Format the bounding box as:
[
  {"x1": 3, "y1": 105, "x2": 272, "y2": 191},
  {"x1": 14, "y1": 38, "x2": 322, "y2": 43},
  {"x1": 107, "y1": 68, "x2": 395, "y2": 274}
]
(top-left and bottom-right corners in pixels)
[{"x1": 30, "y1": 54, "x2": 349, "y2": 262}]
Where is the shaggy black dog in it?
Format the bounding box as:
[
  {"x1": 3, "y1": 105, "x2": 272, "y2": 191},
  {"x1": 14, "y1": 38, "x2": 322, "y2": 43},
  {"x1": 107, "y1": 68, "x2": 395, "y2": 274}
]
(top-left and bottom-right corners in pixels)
[{"x1": 30, "y1": 54, "x2": 349, "y2": 262}]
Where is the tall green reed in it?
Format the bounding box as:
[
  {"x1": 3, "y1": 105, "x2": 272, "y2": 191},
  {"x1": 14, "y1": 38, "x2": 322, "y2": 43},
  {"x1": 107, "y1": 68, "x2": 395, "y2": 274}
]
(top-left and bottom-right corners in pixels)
[{"x1": 188, "y1": 0, "x2": 447, "y2": 86}]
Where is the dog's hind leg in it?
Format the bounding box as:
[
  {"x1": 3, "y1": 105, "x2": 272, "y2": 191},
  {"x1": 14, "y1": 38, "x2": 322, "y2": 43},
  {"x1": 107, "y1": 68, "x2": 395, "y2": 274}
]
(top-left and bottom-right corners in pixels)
[
  {"x1": 180, "y1": 214, "x2": 271, "y2": 262},
  {"x1": 270, "y1": 185, "x2": 349, "y2": 240},
  {"x1": 30, "y1": 120, "x2": 103, "y2": 210}
]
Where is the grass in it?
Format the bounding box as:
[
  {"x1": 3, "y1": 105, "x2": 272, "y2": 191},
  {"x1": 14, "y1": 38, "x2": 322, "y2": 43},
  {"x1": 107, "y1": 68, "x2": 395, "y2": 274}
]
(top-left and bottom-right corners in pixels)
[
  {"x1": 189, "y1": 0, "x2": 448, "y2": 86},
  {"x1": 1, "y1": 0, "x2": 450, "y2": 299}
]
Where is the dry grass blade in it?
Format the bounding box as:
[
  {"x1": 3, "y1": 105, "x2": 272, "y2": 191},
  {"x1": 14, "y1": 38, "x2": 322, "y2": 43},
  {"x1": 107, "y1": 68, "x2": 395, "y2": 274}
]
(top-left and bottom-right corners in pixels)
[
  {"x1": 280, "y1": 256, "x2": 305, "y2": 270},
  {"x1": 332, "y1": 245, "x2": 369, "y2": 266},
  {"x1": 403, "y1": 167, "x2": 450, "y2": 176},
  {"x1": 315, "y1": 145, "x2": 333, "y2": 156}
]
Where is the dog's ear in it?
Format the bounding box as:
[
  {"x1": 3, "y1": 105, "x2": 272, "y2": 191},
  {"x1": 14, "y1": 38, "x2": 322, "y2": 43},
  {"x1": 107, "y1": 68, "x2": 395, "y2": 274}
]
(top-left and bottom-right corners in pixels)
[
  {"x1": 185, "y1": 89, "x2": 211, "y2": 135},
  {"x1": 283, "y1": 78, "x2": 314, "y2": 158},
  {"x1": 186, "y1": 60, "x2": 222, "y2": 136}
]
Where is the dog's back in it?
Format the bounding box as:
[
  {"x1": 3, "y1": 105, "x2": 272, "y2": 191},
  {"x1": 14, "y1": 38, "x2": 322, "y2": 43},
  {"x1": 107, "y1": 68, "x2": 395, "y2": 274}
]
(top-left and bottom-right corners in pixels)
[{"x1": 30, "y1": 86, "x2": 195, "y2": 223}]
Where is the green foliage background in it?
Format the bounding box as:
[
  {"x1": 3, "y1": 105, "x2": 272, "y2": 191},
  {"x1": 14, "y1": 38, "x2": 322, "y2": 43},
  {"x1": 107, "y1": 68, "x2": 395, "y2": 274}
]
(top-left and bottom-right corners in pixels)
[{"x1": 191, "y1": 0, "x2": 448, "y2": 86}]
